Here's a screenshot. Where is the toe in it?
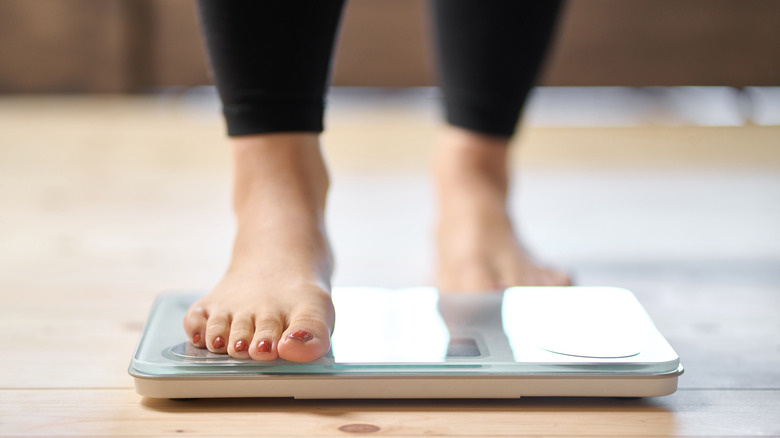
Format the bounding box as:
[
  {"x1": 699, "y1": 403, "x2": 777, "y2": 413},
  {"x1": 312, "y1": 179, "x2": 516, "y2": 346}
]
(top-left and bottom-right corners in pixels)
[
  {"x1": 248, "y1": 313, "x2": 285, "y2": 361},
  {"x1": 277, "y1": 301, "x2": 334, "y2": 362},
  {"x1": 547, "y1": 269, "x2": 573, "y2": 287},
  {"x1": 183, "y1": 305, "x2": 208, "y2": 348},
  {"x1": 440, "y1": 261, "x2": 501, "y2": 292},
  {"x1": 227, "y1": 313, "x2": 255, "y2": 358},
  {"x1": 277, "y1": 318, "x2": 331, "y2": 363},
  {"x1": 205, "y1": 312, "x2": 231, "y2": 354}
]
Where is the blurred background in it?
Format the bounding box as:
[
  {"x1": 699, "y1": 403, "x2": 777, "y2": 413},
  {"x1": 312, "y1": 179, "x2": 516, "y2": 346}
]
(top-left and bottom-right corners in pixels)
[
  {"x1": 1, "y1": 0, "x2": 780, "y2": 414},
  {"x1": 2, "y1": 0, "x2": 780, "y2": 91},
  {"x1": 3, "y1": 0, "x2": 779, "y2": 281}
]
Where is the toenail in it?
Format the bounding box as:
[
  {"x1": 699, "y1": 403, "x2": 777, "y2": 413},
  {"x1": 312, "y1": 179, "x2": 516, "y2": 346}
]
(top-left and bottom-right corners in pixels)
[
  {"x1": 212, "y1": 336, "x2": 225, "y2": 349},
  {"x1": 235, "y1": 340, "x2": 248, "y2": 352},
  {"x1": 192, "y1": 332, "x2": 201, "y2": 344},
  {"x1": 288, "y1": 329, "x2": 313, "y2": 342},
  {"x1": 257, "y1": 340, "x2": 272, "y2": 353}
]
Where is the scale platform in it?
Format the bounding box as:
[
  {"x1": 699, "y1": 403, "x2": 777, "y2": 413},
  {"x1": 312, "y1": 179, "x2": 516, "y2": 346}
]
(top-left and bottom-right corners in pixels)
[{"x1": 129, "y1": 287, "x2": 683, "y2": 399}]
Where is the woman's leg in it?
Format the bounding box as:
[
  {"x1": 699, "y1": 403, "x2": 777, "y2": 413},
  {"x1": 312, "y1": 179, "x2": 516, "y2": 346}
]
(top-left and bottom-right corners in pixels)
[
  {"x1": 182, "y1": 1, "x2": 346, "y2": 362},
  {"x1": 431, "y1": 0, "x2": 571, "y2": 291}
]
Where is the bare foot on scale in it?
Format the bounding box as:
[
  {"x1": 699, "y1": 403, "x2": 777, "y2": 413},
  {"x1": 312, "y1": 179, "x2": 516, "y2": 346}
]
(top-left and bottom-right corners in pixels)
[
  {"x1": 434, "y1": 127, "x2": 571, "y2": 292},
  {"x1": 181, "y1": 128, "x2": 567, "y2": 363},
  {"x1": 182, "y1": 134, "x2": 335, "y2": 362}
]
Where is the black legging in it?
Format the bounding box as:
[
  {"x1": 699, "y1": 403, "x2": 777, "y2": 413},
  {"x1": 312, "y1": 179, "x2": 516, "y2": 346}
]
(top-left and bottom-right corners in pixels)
[{"x1": 195, "y1": 0, "x2": 563, "y2": 138}]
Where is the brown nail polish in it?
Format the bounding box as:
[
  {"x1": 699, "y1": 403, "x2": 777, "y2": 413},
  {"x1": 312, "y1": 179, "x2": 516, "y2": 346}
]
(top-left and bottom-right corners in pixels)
[
  {"x1": 289, "y1": 329, "x2": 313, "y2": 342},
  {"x1": 212, "y1": 336, "x2": 225, "y2": 349},
  {"x1": 257, "y1": 340, "x2": 272, "y2": 353},
  {"x1": 192, "y1": 332, "x2": 201, "y2": 344},
  {"x1": 235, "y1": 340, "x2": 248, "y2": 352}
]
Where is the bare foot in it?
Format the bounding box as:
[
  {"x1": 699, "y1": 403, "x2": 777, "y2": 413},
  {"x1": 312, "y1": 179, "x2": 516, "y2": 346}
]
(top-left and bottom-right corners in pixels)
[
  {"x1": 434, "y1": 127, "x2": 571, "y2": 292},
  {"x1": 182, "y1": 133, "x2": 335, "y2": 362}
]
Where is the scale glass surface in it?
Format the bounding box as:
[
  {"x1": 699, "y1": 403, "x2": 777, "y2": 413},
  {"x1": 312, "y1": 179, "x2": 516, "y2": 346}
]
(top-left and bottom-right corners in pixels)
[{"x1": 129, "y1": 287, "x2": 683, "y2": 399}]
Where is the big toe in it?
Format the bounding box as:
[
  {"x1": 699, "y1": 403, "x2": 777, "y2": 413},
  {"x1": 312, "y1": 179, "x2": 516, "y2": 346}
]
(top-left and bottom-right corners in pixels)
[
  {"x1": 534, "y1": 267, "x2": 572, "y2": 287},
  {"x1": 277, "y1": 311, "x2": 333, "y2": 363},
  {"x1": 548, "y1": 269, "x2": 573, "y2": 287}
]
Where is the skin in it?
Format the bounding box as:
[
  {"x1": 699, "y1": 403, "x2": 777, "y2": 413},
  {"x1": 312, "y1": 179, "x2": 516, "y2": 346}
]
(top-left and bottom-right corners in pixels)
[
  {"x1": 433, "y1": 127, "x2": 571, "y2": 291},
  {"x1": 182, "y1": 127, "x2": 570, "y2": 362}
]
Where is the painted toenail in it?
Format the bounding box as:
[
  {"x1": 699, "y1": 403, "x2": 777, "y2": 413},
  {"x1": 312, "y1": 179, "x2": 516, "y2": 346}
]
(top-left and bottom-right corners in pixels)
[
  {"x1": 257, "y1": 340, "x2": 272, "y2": 353},
  {"x1": 192, "y1": 332, "x2": 201, "y2": 344},
  {"x1": 289, "y1": 329, "x2": 313, "y2": 342},
  {"x1": 213, "y1": 336, "x2": 226, "y2": 349},
  {"x1": 235, "y1": 340, "x2": 248, "y2": 352}
]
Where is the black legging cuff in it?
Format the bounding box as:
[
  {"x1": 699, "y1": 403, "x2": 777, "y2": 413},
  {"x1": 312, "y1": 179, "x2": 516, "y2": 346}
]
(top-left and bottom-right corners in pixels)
[
  {"x1": 195, "y1": 0, "x2": 346, "y2": 137},
  {"x1": 431, "y1": 0, "x2": 564, "y2": 138},
  {"x1": 223, "y1": 98, "x2": 324, "y2": 136},
  {"x1": 442, "y1": 91, "x2": 527, "y2": 138},
  {"x1": 197, "y1": 0, "x2": 563, "y2": 139}
]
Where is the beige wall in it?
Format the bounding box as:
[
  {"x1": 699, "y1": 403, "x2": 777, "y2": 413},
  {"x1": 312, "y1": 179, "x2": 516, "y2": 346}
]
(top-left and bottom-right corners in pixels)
[{"x1": 1, "y1": 0, "x2": 779, "y2": 92}]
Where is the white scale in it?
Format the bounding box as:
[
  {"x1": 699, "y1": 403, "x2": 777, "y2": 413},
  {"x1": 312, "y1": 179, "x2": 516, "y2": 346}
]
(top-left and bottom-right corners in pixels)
[{"x1": 129, "y1": 287, "x2": 683, "y2": 399}]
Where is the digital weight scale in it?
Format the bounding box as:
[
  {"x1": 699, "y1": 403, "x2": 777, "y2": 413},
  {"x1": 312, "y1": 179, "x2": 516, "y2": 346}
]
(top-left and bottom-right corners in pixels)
[{"x1": 129, "y1": 287, "x2": 683, "y2": 399}]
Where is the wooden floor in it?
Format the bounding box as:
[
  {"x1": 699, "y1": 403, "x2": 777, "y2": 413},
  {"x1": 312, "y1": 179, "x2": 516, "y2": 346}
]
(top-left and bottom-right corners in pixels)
[{"x1": 1, "y1": 93, "x2": 779, "y2": 436}]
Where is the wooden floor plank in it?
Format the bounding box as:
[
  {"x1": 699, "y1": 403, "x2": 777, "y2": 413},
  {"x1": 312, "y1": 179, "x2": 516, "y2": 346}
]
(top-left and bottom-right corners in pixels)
[{"x1": 1, "y1": 389, "x2": 778, "y2": 437}]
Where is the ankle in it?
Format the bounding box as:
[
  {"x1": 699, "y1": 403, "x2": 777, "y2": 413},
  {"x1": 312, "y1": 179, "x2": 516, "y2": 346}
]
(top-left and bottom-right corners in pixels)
[
  {"x1": 434, "y1": 126, "x2": 511, "y2": 200},
  {"x1": 230, "y1": 133, "x2": 330, "y2": 216}
]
